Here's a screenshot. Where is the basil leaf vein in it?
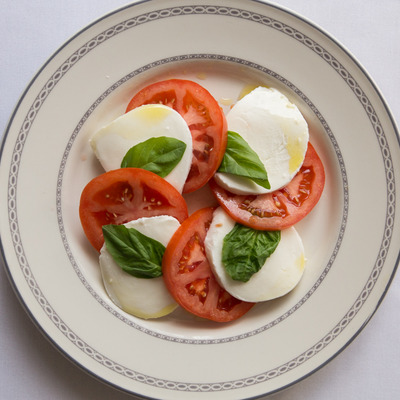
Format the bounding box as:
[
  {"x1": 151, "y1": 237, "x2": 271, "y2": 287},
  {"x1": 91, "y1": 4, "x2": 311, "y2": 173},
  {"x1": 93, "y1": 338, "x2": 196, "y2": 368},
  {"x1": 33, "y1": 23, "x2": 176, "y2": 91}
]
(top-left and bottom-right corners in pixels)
[
  {"x1": 222, "y1": 224, "x2": 281, "y2": 282},
  {"x1": 102, "y1": 224, "x2": 165, "y2": 279},
  {"x1": 121, "y1": 136, "x2": 186, "y2": 178},
  {"x1": 218, "y1": 130, "x2": 270, "y2": 189}
]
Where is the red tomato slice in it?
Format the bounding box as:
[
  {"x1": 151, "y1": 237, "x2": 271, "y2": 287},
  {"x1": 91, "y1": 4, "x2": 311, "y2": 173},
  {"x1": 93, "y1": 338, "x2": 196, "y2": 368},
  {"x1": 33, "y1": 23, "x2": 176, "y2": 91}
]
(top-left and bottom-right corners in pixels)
[
  {"x1": 79, "y1": 168, "x2": 188, "y2": 252},
  {"x1": 126, "y1": 79, "x2": 227, "y2": 194},
  {"x1": 162, "y1": 207, "x2": 254, "y2": 322},
  {"x1": 209, "y1": 143, "x2": 325, "y2": 230}
]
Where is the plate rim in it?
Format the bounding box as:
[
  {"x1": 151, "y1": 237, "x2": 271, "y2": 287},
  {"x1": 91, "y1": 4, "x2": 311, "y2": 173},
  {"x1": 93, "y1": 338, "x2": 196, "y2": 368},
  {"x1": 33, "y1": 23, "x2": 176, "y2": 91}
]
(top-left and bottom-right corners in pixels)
[{"x1": 1, "y1": 0, "x2": 399, "y2": 398}]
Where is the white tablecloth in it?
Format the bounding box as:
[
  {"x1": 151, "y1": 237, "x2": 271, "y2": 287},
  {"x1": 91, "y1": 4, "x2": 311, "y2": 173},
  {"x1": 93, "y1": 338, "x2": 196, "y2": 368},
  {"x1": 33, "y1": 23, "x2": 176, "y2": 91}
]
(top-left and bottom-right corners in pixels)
[{"x1": 1, "y1": 1, "x2": 399, "y2": 399}]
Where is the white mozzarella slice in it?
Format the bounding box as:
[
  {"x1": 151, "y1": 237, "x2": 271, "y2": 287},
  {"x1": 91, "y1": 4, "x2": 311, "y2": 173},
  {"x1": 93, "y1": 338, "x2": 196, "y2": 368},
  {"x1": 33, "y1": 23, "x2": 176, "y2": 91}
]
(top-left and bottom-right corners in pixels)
[
  {"x1": 99, "y1": 215, "x2": 179, "y2": 319},
  {"x1": 214, "y1": 86, "x2": 309, "y2": 195},
  {"x1": 205, "y1": 208, "x2": 306, "y2": 302},
  {"x1": 90, "y1": 104, "x2": 193, "y2": 193}
]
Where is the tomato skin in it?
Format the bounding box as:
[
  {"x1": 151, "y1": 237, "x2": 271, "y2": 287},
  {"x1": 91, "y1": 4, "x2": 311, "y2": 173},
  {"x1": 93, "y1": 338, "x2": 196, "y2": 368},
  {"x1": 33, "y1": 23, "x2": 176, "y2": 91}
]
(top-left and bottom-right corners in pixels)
[
  {"x1": 79, "y1": 168, "x2": 188, "y2": 252},
  {"x1": 162, "y1": 207, "x2": 254, "y2": 322},
  {"x1": 209, "y1": 143, "x2": 325, "y2": 231},
  {"x1": 126, "y1": 79, "x2": 228, "y2": 194}
]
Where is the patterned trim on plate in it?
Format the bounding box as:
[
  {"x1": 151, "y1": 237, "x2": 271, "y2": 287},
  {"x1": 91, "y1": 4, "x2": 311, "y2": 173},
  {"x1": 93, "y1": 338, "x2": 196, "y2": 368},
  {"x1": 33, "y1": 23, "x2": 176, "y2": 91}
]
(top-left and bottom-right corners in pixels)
[{"x1": 6, "y1": 3, "x2": 395, "y2": 393}]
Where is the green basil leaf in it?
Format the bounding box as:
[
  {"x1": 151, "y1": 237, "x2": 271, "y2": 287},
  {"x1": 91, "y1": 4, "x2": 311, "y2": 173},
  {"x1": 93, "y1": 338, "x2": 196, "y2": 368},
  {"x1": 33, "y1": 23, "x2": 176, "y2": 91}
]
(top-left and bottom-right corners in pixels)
[
  {"x1": 222, "y1": 224, "x2": 280, "y2": 282},
  {"x1": 121, "y1": 136, "x2": 186, "y2": 178},
  {"x1": 218, "y1": 130, "x2": 270, "y2": 189},
  {"x1": 102, "y1": 224, "x2": 165, "y2": 279}
]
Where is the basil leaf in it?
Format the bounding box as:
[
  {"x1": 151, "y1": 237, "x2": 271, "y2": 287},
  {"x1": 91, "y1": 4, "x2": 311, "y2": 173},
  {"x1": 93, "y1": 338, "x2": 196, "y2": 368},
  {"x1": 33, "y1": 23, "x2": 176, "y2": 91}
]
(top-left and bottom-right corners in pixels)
[
  {"x1": 222, "y1": 224, "x2": 280, "y2": 282},
  {"x1": 102, "y1": 224, "x2": 165, "y2": 279},
  {"x1": 121, "y1": 136, "x2": 186, "y2": 178},
  {"x1": 218, "y1": 130, "x2": 270, "y2": 189}
]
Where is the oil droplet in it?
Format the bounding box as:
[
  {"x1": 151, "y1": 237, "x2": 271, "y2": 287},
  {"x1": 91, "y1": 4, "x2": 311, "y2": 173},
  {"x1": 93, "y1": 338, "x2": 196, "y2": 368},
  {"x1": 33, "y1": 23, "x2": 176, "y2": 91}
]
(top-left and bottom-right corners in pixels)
[
  {"x1": 137, "y1": 104, "x2": 170, "y2": 123},
  {"x1": 219, "y1": 97, "x2": 234, "y2": 106},
  {"x1": 297, "y1": 253, "x2": 306, "y2": 272},
  {"x1": 286, "y1": 136, "x2": 304, "y2": 173},
  {"x1": 238, "y1": 83, "x2": 270, "y2": 100}
]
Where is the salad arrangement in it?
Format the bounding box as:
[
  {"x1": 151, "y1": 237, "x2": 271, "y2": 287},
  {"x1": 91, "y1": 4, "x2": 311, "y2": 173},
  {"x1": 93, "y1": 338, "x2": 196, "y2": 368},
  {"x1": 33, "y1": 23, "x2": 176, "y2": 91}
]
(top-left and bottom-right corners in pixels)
[{"x1": 79, "y1": 78, "x2": 325, "y2": 322}]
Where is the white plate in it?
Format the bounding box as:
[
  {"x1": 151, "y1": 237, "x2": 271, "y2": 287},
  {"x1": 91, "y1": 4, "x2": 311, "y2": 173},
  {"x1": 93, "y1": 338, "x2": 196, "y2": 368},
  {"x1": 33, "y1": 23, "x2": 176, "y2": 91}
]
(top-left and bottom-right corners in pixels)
[{"x1": 1, "y1": 0, "x2": 399, "y2": 399}]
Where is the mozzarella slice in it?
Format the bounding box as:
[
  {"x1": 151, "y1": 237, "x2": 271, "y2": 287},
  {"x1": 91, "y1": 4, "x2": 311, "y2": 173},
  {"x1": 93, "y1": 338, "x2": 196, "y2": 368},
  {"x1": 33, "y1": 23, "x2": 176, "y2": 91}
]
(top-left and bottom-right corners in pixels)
[
  {"x1": 205, "y1": 208, "x2": 306, "y2": 302},
  {"x1": 90, "y1": 104, "x2": 193, "y2": 193},
  {"x1": 214, "y1": 87, "x2": 309, "y2": 194},
  {"x1": 99, "y1": 215, "x2": 179, "y2": 319}
]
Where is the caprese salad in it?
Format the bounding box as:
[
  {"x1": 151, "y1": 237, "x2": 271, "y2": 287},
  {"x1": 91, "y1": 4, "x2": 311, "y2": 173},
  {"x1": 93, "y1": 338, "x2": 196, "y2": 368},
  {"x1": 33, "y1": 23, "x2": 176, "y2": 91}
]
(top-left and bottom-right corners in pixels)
[{"x1": 79, "y1": 78, "x2": 325, "y2": 322}]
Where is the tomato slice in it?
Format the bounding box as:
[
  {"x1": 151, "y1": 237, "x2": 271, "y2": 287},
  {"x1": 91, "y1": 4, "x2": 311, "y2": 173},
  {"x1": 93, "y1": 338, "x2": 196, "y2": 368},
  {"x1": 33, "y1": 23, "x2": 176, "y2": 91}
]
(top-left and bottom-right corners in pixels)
[
  {"x1": 126, "y1": 79, "x2": 227, "y2": 194},
  {"x1": 209, "y1": 143, "x2": 325, "y2": 230},
  {"x1": 162, "y1": 207, "x2": 254, "y2": 322},
  {"x1": 79, "y1": 168, "x2": 188, "y2": 252}
]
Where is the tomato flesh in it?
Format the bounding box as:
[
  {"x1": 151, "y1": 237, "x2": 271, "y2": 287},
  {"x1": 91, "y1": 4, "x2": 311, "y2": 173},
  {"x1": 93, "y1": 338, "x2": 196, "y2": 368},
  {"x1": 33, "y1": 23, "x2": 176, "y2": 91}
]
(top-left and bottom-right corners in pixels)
[
  {"x1": 126, "y1": 79, "x2": 227, "y2": 194},
  {"x1": 162, "y1": 207, "x2": 254, "y2": 322},
  {"x1": 209, "y1": 143, "x2": 325, "y2": 230},
  {"x1": 79, "y1": 168, "x2": 188, "y2": 252}
]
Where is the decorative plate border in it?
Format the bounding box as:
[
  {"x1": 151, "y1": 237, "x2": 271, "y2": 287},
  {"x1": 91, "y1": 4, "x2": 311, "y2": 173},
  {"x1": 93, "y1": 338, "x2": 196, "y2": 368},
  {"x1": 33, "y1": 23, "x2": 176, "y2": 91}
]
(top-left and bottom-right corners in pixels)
[{"x1": 4, "y1": 2, "x2": 396, "y2": 395}]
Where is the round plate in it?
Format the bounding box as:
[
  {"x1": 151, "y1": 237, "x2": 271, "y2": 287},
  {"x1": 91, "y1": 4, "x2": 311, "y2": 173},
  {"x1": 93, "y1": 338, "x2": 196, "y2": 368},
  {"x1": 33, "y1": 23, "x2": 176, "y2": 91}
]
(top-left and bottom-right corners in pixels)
[{"x1": 1, "y1": 1, "x2": 399, "y2": 399}]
